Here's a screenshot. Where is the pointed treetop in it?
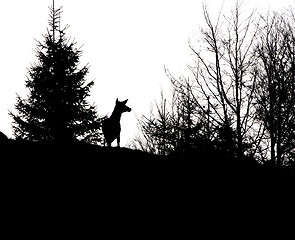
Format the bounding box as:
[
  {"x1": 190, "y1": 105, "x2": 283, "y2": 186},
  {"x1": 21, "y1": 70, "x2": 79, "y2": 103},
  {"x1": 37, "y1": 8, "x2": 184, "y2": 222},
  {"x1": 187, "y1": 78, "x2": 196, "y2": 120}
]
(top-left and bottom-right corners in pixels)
[{"x1": 49, "y1": 0, "x2": 63, "y2": 42}]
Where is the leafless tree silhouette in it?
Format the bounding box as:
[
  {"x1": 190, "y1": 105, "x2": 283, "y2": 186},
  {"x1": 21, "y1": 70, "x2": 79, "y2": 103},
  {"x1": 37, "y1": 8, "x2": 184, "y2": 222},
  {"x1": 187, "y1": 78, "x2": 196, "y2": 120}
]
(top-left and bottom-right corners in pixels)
[{"x1": 254, "y1": 10, "x2": 295, "y2": 167}]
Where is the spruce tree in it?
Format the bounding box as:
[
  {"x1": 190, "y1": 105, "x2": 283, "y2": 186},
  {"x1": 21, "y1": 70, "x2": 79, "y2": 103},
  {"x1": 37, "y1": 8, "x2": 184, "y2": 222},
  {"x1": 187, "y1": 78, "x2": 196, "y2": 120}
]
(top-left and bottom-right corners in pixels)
[{"x1": 10, "y1": 2, "x2": 103, "y2": 144}]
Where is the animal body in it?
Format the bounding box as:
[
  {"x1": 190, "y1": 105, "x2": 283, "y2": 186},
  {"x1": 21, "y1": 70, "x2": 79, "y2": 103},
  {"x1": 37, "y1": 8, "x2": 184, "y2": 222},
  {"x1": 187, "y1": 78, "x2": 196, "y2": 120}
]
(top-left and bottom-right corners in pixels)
[{"x1": 102, "y1": 98, "x2": 131, "y2": 147}]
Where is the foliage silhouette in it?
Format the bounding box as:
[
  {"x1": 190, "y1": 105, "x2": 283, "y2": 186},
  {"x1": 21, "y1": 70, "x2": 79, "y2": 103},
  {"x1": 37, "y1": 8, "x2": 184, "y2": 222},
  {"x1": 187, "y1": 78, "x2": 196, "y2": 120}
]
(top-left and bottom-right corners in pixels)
[{"x1": 9, "y1": 2, "x2": 103, "y2": 144}]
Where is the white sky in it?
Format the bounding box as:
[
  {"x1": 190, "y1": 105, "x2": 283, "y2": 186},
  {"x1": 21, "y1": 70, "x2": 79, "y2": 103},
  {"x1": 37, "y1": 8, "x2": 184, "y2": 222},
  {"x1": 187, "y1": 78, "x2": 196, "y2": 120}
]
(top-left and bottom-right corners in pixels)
[{"x1": 0, "y1": 0, "x2": 293, "y2": 146}]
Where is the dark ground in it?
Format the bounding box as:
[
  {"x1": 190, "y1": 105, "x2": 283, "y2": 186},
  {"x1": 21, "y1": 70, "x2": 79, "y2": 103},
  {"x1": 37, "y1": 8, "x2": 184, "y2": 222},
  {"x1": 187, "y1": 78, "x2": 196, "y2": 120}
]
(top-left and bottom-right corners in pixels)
[
  {"x1": 1, "y1": 140, "x2": 294, "y2": 236},
  {"x1": 1, "y1": 139, "x2": 293, "y2": 186}
]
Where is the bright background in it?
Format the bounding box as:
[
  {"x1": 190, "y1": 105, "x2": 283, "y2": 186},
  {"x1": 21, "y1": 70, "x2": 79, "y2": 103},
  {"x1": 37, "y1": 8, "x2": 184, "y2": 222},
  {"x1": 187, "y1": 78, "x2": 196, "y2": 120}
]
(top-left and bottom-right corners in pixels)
[{"x1": 0, "y1": 0, "x2": 293, "y2": 146}]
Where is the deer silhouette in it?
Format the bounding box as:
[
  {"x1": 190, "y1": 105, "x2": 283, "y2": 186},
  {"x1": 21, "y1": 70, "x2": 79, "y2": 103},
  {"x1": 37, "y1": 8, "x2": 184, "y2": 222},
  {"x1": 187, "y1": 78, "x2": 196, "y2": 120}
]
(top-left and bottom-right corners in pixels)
[{"x1": 102, "y1": 98, "x2": 131, "y2": 147}]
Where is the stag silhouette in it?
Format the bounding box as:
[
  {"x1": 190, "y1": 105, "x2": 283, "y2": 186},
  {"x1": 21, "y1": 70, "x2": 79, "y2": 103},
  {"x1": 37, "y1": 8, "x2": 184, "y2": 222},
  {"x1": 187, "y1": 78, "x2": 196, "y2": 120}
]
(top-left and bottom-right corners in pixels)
[{"x1": 102, "y1": 98, "x2": 131, "y2": 147}]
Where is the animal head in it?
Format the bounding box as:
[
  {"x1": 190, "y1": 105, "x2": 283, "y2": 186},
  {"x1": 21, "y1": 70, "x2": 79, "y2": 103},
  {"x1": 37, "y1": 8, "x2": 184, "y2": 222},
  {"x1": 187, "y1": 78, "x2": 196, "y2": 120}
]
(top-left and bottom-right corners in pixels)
[{"x1": 115, "y1": 98, "x2": 131, "y2": 113}]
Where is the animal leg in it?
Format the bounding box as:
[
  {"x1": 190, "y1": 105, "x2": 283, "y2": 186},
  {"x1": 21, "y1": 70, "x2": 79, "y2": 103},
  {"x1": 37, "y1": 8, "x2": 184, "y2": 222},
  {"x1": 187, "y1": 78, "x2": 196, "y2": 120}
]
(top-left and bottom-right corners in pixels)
[{"x1": 117, "y1": 136, "x2": 120, "y2": 148}]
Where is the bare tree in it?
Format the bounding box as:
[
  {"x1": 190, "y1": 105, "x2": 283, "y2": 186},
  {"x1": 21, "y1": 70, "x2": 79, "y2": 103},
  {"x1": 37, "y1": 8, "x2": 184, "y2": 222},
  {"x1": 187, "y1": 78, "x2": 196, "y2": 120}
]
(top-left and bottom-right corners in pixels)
[
  {"x1": 254, "y1": 10, "x2": 295, "y2": 167},
  {"x1": 135, "y1": 1, "x2": 294, "y2": 168},
  {"x1": 167, "y1": 74, "x2": 206, "y2": 150},
  {"x1": 134, "y1": 91, "x2": 175, "y2": 155},
  {"x1": 188, "y1": 1, "x2": 260, "y2": 159},
  {"x1": 134, "y1": 80, "x2": 207, "y2": 156}
]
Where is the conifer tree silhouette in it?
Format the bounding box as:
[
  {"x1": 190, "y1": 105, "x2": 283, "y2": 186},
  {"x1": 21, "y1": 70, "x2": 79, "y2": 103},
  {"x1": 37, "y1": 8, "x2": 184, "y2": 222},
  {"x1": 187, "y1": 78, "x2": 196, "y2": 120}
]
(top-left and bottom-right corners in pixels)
[{"x1": 10, "y1": 2, "x2": 103, "y2": 144}]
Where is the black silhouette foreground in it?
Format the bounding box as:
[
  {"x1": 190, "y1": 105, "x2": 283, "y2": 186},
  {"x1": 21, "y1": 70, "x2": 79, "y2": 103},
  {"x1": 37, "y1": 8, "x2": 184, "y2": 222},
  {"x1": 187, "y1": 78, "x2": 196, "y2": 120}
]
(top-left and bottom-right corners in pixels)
[
  {"x1": 0, "y1": 138, "x2": 292, "y2": 234},
  {"x1": 102, "y1": 98, "x2": 131, "y2": 147},
  {"x1": 1, "y1": 139, "x2": 293, "y2": 187},
  {"x1": 0, "y1": 131, "x2": 8, "y2": 143}
]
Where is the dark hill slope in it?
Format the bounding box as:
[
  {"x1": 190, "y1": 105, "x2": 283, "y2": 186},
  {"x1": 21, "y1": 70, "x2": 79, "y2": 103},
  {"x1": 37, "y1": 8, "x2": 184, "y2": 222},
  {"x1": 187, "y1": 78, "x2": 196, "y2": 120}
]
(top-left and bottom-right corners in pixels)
[
  {"x1": 0, "y1": 140, "x2": 290, "y2": 175},
  {"x1": 1, "y1": 140, "x2": 294, "y2": 225},
  {"x1": 1, "y1": 140, "x2": 293, "y2": 183}
]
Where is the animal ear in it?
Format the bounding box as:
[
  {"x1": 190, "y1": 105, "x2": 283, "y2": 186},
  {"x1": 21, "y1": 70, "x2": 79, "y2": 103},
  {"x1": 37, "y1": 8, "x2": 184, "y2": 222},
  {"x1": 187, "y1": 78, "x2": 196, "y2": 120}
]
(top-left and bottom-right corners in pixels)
[
  {"x1": 116, "y1": 98, "x2": 119, "y2": 104},
  {"x1": 123, "y1": 99, "x2": 128, "y2": 104}
]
